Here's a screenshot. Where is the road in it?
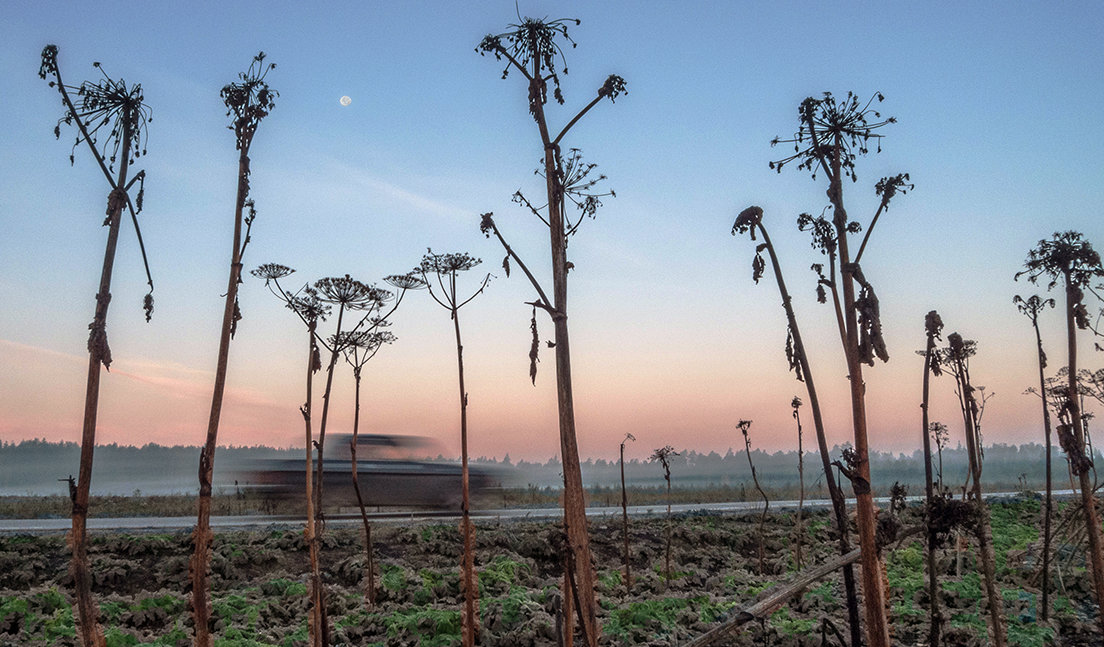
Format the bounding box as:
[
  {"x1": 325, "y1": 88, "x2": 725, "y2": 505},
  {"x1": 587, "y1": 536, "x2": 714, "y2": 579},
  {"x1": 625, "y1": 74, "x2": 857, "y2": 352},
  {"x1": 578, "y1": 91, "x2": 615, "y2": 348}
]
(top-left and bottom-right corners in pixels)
[{"x1": 0, "y1": 491, "x2": 1048, "y2": 535}]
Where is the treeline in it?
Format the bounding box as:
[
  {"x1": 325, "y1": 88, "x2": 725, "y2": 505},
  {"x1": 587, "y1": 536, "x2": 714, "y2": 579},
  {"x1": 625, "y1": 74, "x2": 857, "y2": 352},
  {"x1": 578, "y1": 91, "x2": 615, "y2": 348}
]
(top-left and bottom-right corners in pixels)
[{"x1": 1, "y1": 438, "x2": 1086, "y2": 497}]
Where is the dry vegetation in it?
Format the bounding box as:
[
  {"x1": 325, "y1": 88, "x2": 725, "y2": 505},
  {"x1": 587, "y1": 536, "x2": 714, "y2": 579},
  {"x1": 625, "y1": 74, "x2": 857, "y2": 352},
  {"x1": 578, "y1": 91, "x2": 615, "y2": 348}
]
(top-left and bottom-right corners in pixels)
[
  {"x1": 30, "y1": 10, "x2": 1104, "y2": 647},
  {"x1": 2, "y1": 501, "x2": 1101, "y2": 646}
]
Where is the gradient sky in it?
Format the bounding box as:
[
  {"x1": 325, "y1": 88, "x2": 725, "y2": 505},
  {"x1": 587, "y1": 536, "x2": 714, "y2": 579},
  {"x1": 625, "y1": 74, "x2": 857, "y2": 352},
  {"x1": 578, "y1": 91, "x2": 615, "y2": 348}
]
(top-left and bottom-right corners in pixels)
[{"x1": 2, "y1": 2, "x2": 1104, "y2": 464}]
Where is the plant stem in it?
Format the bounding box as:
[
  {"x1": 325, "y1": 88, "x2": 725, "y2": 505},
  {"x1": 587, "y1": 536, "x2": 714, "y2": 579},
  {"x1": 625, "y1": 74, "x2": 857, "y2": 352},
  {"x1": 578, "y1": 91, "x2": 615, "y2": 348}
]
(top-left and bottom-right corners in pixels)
[
  {"x1": 920, "y1": 319, "x2": 942, "y2": 647},
  {"x1": 72, "y1": 108, "x2": 133, "y2": 647}
]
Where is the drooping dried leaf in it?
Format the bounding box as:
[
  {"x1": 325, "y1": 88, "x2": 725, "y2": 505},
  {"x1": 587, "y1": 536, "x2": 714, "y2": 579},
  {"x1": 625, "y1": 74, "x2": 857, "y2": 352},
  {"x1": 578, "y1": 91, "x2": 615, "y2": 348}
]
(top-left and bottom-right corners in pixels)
[
  {"x1": 751, "y1": 251, "x2": 765, "y2": 284},
  {"x1": 785, "y1": 326, "x2": 804, "y2": 382},
  {"x1": 230, "y1": 297, "x2": 241, "y2": 339},
  {"x1": 529, "y1": 306, "x2": 540, "y2": 385}
]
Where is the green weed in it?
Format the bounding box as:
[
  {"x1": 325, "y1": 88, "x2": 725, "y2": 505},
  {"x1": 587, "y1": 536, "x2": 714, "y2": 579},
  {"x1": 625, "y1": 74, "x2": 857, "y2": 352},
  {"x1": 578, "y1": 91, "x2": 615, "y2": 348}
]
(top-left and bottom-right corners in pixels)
[
  {"x1": 385, "y1": 606, "x2": 461, "y2": 647},
  {"x1": 605, "y1": 597, "x2": 689, "y2": 639},
  {"x1": 771, "y1": 606, "x2": 815, "y2": 635},
  {"x1": 479, "y1": 556, "x2": 530, "y2": 589}
]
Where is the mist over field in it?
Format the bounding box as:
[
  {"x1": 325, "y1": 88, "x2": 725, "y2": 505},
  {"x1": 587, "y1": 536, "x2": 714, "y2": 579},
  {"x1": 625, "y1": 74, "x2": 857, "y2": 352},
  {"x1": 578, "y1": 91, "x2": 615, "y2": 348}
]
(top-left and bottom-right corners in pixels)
[{"x1": 0, "y1": 439, "x2": 1083, "y2": 498}]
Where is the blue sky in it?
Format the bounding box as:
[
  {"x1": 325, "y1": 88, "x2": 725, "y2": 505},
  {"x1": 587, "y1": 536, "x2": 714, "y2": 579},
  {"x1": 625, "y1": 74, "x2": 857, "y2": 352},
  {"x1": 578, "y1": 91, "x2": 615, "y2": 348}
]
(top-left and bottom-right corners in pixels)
[{"x1": 2, "y1": 2, "x2": 1103, "y2": 462}]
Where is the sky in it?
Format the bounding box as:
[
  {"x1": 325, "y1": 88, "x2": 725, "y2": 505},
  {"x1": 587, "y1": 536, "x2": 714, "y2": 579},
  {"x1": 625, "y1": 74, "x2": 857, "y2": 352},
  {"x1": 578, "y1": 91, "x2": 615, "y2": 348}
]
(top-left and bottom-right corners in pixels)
[{"x1": 2, "y1": 2, "x2": 1104, "y2": 464}]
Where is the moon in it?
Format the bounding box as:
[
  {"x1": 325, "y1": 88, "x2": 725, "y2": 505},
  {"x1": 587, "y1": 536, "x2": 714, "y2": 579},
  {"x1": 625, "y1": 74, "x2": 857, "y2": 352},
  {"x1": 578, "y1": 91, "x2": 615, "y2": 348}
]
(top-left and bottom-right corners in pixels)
[{"x1": 339, "y1": 96, "x2": 352, "y2": 107}]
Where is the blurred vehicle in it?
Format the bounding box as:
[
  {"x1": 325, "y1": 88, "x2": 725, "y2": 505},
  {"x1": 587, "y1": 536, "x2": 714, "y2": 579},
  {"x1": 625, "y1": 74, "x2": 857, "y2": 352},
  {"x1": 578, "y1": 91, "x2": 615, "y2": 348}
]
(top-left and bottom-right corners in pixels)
[{"x1": 238, "y1": 434, "x2": 504, "y2": 510}]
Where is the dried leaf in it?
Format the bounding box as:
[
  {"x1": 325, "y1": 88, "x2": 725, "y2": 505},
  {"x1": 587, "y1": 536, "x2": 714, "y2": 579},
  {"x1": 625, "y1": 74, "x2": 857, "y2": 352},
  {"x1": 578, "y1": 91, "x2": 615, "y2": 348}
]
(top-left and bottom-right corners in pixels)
[
  {"x1": 529, "y1": 306, "x2": 540, "y2": 385},
  {"x1": 502, "y1": 255, "x2": 511, "y2": 278},
  {"x1": 751, "y1": 252, "x2": 765, "y2": 284}
]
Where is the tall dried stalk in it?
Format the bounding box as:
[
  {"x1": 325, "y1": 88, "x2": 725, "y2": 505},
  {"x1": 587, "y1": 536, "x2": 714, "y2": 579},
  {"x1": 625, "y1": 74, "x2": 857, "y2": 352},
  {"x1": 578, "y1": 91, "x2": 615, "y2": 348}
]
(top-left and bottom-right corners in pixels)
[
  {"x1": 732, "y1": 206, "x2": 861, "y2": 646},
  {"x1": 190, "y1": 53, "x2": 275, "y2": 647},
  {"x1": 40, "y1": 45, "x2": 154, "y2": 647},
  {"x1": 619, "y1": 433, "x2": 635, "y2": 594},
  {"x1": 1017, "y1": 231, "x2": 1104, "y2": 635},
  {"x1": 255, "y1": 267, "x2": 420, "y2": 647},
  {"x1": 1014, "y1": 294, "x2": 1056, "y2": 620},
  {"x1": 791, "y1": 397, "x2": 805, "y2": 570},
  {"x1": 254, "y1": 266, "x2": 327, "y2": 647},
  {"x1": 919, "y1": 310, "x2": 944, "y2": 647},
  {"x1": 651, "y1": 446, "x2": 678, "y2": 586},
  {"x1": 341, "y1": 328, "x2": 396, "y2": 606},
  {"x1": 768, "y1": 92, "x2": 911, "y2": 647},
  {"x1": 477, "y1": 17, "x2": 625, "y2": 645},
  {"x1": 940, "y1": 333, "x2": 1007, "y2": 647},
  {"x1": 738, "y1": 421, "x2": 769, "y2": 575},
  {"x1": 416, "y1": 250, "x2": 491, "y2": 647}
]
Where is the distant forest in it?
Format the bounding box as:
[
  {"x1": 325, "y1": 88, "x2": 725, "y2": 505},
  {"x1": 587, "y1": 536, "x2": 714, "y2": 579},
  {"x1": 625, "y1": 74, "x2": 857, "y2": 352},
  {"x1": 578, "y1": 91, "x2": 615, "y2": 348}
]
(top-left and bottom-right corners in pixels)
[{"x1": 0, "y1": 438, "x2": 1092, "y2": 497}]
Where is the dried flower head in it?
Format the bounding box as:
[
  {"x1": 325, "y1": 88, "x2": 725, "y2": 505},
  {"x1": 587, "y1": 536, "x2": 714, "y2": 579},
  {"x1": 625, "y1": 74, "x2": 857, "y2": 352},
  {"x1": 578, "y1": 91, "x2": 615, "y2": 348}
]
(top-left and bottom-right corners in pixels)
[
  {"x1": 418, "y1": 250, "x2": 483, "y2": 275},
  {"x1": 222, "y1": 52, "x2": 277, "y2": 152},
  {"x1": 314, "y1": 275, "x2": 390, "y2": 310},
  {"x1": 289, "y1": 286, "x2": 330, "y2": 325},
  {"x1": 731, "y1": 206, "x2": 763, "y2": 239},
  {"x1": 40, "y1": 45, "x2": 152, "y2": 171},
  {"x1": 770, "y1": 91, "x2": 895, "y2": 183},
  {"x1": 478, "y1": 16, "x2": 581, "y2": 113},
  {"x1": 251, "y1": 263, "x2": 295, "y2": 285},
  {"x1": 384, "y1": 273, "x2": 428, "y2": 291},
  {"x1": 1016, "y1": 232, "x2": 1104, "y2": 331}
]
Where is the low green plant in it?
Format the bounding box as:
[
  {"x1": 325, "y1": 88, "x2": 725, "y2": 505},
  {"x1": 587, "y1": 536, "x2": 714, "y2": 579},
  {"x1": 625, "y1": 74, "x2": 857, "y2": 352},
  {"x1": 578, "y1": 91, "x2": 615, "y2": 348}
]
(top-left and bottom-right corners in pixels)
[
  {"x1": 771, "y1": 606, "x2": 815, "y2": 636},
  {"x1": 990, "y1": 501, "x2": 1039, "y2": 570},
  {"x1": 479, "y1": 556, "x2": 530, "y2": 589},
  {"x1": 262, "y1": 578, "x2": 306, "y2": 597},
  {"x1": 486, "y1": 586, "x2": 543, "y2": 628},
  {"x1": 605, "y1": 597, "x2": 689, "y2": 639},
  {"x1": 1006, "y1": 622, "x2": 1054, "y2": 647},
  {"x1": 887, "y1": 541, "x2": 925, "y2": 617},
  {"x1": 103, "y1": 626, "x2": 138, "y2": 647},
  {"x1": 385, "y1": 606, "x2": 461, "y2": 647},
  {"x1": 598, "y1": 569, "x2": 621, "y2": 591},
  {"x1": 381, "y1": 564, "x2": 408, "y2": 592}
]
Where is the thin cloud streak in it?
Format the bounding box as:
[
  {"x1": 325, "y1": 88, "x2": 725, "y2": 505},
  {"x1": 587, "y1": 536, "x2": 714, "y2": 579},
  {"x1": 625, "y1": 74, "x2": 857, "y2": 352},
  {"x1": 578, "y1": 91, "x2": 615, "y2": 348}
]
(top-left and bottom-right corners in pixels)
[{"x1": 0, "y1": 338, "x2": 284, "y2": 413}]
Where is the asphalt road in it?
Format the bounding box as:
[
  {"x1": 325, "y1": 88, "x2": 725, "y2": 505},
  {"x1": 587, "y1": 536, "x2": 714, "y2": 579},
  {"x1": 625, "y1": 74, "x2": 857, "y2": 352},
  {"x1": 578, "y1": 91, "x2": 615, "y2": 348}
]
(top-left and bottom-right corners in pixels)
[{"x1": 0, "y1": 491, "x2": 1048, "y2": 535}]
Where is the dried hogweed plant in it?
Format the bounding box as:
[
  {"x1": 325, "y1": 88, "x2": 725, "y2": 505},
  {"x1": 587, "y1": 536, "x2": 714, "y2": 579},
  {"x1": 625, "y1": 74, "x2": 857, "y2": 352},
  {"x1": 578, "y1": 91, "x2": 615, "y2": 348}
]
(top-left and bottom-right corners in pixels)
[
  {"x1": 477, "y1": 14, "x2": 625, "y2": 645},
  {"x1": 1014, "y1": 293, "x2": 1057, "y2": 620},
  {"x1": 340, "y1": 327, "x2": 395, "y2": 607},
  {"x1": 936, "y1": 333, "x2": 1007, "y2": 647},
  {"x1": 252, "y1": 265, "x2": 423, "y2": 647},
  {"x1": 650, "y1": 445, "x2": 678, "y2": 587},
  {"x1": 732, "y1": 205, "x2": 861, "y2": 645},
  {"x1": 917, "y1": 309, "x2": 945, "y2": 646},
  {"x1": 190, "y1": 53, "x2": 276, "y2": 647},
  {"x1": 791, "y1": 396, "x2": 806, "y2": 570},
  {"x1": 619, "y1": 432, "x2": 635, "y2": 594},
  {"x1": 40, "y1": 44, "x2": 155, "y2": 647},
  {"x1": 252, "y1": 264, "x2": 328, "y2": 647},
  {"x1": 415, "y1": 250, "x2": 490, "y2": 647},
  {"x1": 765, "y1": 91, "x2": 911, "y2": 647},
  {"x1": 738, "y1": 420, "x2": 770, "y2": 575},
  {"x1": 1016, "y1": 231, "x2": 1104, "y2": 634}
]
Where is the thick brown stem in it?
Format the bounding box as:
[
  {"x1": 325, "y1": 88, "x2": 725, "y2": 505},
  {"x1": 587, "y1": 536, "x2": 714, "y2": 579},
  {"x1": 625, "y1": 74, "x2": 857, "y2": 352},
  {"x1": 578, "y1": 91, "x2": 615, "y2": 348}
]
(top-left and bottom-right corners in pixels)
[
  {"x1": 1064, "y1": 278, "x2": 1104, "y2": 635},
  {"x1": 826, "y1": 154, "x2": 890, "y2": 647},
  {"x1": 954, "y1": 351, "x2": 1007, "y2": 647},
  {"x1": 190, "y1": 149, "x2": 250, "y2": 647},
  {"x1": 71, "y1": 111, "x2": 133, "y2": 647}
]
